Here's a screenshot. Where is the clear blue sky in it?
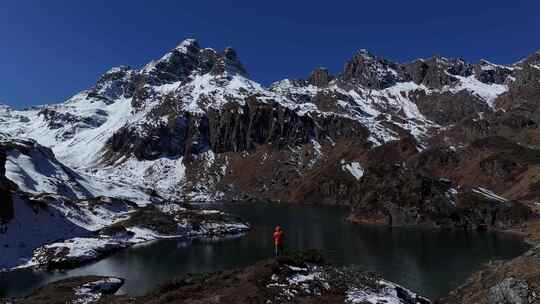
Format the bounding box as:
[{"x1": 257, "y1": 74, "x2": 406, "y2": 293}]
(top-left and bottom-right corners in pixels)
[{"x1": 1, "y1": 0, "x2": 539, "y2": 108}]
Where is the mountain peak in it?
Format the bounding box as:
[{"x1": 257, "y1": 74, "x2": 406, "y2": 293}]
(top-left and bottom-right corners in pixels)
[
  {"x1": 104, "y1": 65, "x2": 132, "y2": 75},
  {"x1": 339, "y1": 49, "x2": 404, "y2": 89},
  {"x1": 140, "y1": 39, "x2": 249, "y2": 85},
  {"x1": 175, "y1": 38, "x2": 200, "y2": 53},
  {"x1": 224, "y1": 47, "x2": 238, "y2": 60},
  {"x1": 355, "y1": 49, "x2": 375, "y2": 60},
  {"x1": 209, "y1": 46, "x2": 248, "y2": 77},
  {"x1": 478, "y1": 59, "x2": 493, "y2": 65}
]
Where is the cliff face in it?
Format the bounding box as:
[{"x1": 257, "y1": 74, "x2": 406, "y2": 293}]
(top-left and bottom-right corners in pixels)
[
  {"x1": 0, "y1": 146, "x2": 14, "y2": 223},
  {"x1": 106, "y1": 97, "x2": 369, "y2": 162}
]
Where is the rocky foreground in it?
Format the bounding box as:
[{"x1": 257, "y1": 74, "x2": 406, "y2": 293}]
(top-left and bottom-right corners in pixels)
[{"x1": 4, "y1": 251, "x2": 430, "y2": 304}]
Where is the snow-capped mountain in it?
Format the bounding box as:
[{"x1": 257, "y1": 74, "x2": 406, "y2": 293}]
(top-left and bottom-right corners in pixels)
[
  {"x1": 1, "y1": 39, "x2": 539, "y2": 236},
  {"x1": 0, "y1": 39, "x2": 525, "y2": 200}
]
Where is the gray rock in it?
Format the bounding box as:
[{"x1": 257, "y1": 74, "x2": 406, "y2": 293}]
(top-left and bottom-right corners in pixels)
[
  {"x1": 92, "y1": 65, "x2": 141, "y2": 101},
  {"x1": 308, "y1": 67, "x2": 332, "y2": 87},
  {"x1": 474, "y1": 59, "x2": 512, "y2": 84},
  {"x1": 513, "y1": 52, "x2": 540, "y2": 88},
  {"x1": 404, "y1": 56, "x2": 472, "y2": 89},
  {"x1": 488, "y1": 277, "x2": 529, "y2": 304},
  {"x1": 339, "y1": 49, "x2": 407, "y2": 89},
  {"x1": 210, "y1": 47, "x2": 248, "y2": 77},
  {"x1": 106, "y1": 97, "x2": 369, "y2": 162}
]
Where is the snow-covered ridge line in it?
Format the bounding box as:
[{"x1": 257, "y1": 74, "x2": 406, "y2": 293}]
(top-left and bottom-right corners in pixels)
[{"x1": 0, "y1": 39, "x2": 536, "y2": 206}]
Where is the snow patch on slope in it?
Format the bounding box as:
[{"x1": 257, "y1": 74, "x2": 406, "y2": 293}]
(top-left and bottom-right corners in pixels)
[
  {"x1": 5, "y1": 148, "x2": 90, "y2": 199},
  {"x1": 472, "y1": 187, "x2": 509, "y2": 203},
  {"x1": 341, "y1": 160, "x2": 364, "y2": 180},
  {"x1": 346, "y1": 280, "x2": 424, "y2": 304},
  {"x1": 449, "y1": 75, "x2": 508, "y2": 107}
]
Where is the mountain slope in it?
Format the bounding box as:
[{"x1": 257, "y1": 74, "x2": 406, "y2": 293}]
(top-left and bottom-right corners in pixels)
[
  {"x1": 1, "y1": 39, "x2": 538, "y2": 227},
  {"x1": 0, "y1": 134, "x2": 248, "y2": 270}
]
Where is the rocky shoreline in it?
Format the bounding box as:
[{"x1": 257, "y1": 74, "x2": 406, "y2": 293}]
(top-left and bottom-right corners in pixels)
[
  {"x1": 6, "y1": 204, "x2": 249, "y2": 272},
  {"x1": 1, "y1": 276, "x2": 125, "y2": 304},
  {"x1": 3, "y1": 215, "x2": 538, "y2": 304},
  {"x1": 3, "y1": 251, "x2": 431, "y2": 304}
]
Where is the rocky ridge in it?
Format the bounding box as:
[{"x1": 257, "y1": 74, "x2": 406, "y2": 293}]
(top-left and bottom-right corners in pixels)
[{"x1": 1, "y1": 40, "x2": 539, "y2": 231}]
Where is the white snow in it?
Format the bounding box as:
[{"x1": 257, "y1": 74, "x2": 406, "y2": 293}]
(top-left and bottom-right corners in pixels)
[
  {"x1": 341, "y1": 160, "x2": 364, "y2": 180},
  {"x1": 472, "y1": 187, "x2": 509, "y2": 203},
  {"x1": 445, "y1": 187, "x2": 458, "y2": 206},
  {"x1": 23, "y1": 211, "x2": 249, "y2": 270},
  {"x1": 267, "y1": 264, "x2": 330, "y2": 301},
  {"x1": 6, "y1": 149, "x2": 77, "y2": 196},
  {"x1": 72, "y1": 277, "x2": 123, "y2": 304},
  {"x1": 2, "y1": 135, "x2": 153, "y2": 204},
  {"x1": 0, "y1": 193, "x2": 137, "y2": 270},
  {"x1": 0, "y1": 195, "x2": 91, "y2": 270},
  {"x1": 448, "y1": 75, "x2": 508, "y2": 107},
  {"x1": 346, "y1": 280, "x2": 420, "y2": 304}
]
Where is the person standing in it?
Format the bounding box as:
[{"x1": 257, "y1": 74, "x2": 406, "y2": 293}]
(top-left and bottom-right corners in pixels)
[{"x1": 273, "y1": 226, "x2": 284, "y2": 256}]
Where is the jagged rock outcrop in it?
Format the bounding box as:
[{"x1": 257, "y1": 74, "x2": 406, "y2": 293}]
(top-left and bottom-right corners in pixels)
[
  {"x1": 513, "y1": 52, "x2": 540, "y2": 88},
  {"x1": 91, "y1": 65, "x2": 142, "y2": 101},
  {"x1": 404, "y1": 56, "x2": 472, "y2": 89},
  {"x1": 339, "y1": 49, "x2": 407, "y2": 89},
  {"x1": 474, "y1": 60, "x2": 513, "y2": 84},
  {"x1": 308, "y1": 67, "x2": 332, "y2": 87},
  {"x1": 107, "y1": 97, "x2": 369, "y2": 162},
  {"x1": 211, "y1": 47, "x2": 248, "y2": 76},
  {"x1": 142, "y1": 39, "x2": 208, "y2": 85},
  {"x1": 141, "y1": 39, "x2": 247, "y2": 87},
  {"x1": 409, "y1": 90, "x2": 491, "y2": 125},
  {"x1": 38, "y1": 107, "x2": 108, "y2": 132}
]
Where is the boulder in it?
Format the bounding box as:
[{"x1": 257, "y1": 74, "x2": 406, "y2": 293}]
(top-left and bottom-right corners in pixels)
[{"x1": 488, "y1": 277, "x2": 529, "y2": 304}]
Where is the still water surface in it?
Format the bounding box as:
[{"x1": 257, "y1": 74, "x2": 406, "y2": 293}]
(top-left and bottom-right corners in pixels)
[{"x1": 0, "y1": 203, "x2": 529, "y2": 299}]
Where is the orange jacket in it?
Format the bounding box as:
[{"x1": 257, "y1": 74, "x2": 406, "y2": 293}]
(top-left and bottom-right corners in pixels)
[{"x1": 273, "y1": 228, "x2": 284, "y2": 246}]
